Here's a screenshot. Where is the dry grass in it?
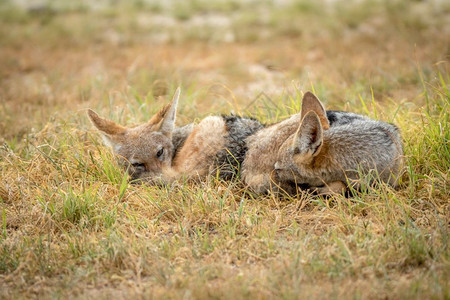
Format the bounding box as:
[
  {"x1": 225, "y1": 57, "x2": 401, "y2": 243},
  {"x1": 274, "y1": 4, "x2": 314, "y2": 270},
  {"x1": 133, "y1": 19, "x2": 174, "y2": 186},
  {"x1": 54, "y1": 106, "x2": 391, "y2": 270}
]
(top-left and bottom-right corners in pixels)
[{"x1": 0, "y1": 0, "x2": 449, "y2": 299}]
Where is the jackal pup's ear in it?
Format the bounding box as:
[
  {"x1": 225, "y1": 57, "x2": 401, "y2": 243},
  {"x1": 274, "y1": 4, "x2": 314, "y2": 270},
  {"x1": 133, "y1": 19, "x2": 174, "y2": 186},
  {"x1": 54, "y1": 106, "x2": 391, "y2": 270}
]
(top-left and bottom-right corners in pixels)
[
  {"x1": 293, "y1": 111, "x2": 324, "y2": 161},
  {"x1": 147, "y1": 87, "x2": 180, "y2": 138},
  {"x1": 301, "y1": 91, "x2": 329, "y2": 130},
  {"x1": 87, "y1": 109, "x2": 126, "y2": 150}
]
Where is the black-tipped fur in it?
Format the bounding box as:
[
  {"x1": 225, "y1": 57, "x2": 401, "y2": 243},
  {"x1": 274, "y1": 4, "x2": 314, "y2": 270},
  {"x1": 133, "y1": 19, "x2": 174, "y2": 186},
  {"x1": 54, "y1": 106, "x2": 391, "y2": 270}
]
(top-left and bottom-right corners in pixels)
[{"x1": 215, "y1": 115, "x2": 264, "y2": 180}]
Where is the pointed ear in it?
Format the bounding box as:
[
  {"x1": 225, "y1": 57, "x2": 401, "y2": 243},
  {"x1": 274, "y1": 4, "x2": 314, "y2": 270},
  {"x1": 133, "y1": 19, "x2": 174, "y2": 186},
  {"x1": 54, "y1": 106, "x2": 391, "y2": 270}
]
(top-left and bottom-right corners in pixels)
[
  {"x1": 87, "y1": 109, "x2": 127, "y2": 135},
  {"x1": 301, "y1": 91, "x2": 329, "y2": 130},
  {"x1": 150, "y1": 87, "x2": 180, "y2": 137},
  {"x1": 87, "y1": 109, "x2": 126, "y2": 150},
  {"x1": 293, "y1": 111, "x2": 323, "y2": 158}
]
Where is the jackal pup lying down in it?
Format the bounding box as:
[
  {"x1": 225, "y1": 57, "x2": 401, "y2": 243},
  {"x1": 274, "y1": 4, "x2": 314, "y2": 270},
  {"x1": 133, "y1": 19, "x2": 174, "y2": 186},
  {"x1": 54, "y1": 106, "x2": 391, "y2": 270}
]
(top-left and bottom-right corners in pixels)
[
  {"x1": 88, "y1": 88, "x2": 402, "y2": 195},
  {"x1": 242, "y1": 92, "x2": 403, "y2": 195},
  {"x1": 88, "y1": 88, "x2": 263, "y2": 184}
]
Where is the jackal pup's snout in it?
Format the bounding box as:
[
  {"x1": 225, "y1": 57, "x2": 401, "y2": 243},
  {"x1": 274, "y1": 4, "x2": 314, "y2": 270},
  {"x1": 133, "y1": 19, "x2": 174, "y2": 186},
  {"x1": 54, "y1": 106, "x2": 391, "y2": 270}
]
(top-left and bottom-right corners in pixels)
[{"x1": 87, "y1": 88, "x2": 180, "y2": 183}]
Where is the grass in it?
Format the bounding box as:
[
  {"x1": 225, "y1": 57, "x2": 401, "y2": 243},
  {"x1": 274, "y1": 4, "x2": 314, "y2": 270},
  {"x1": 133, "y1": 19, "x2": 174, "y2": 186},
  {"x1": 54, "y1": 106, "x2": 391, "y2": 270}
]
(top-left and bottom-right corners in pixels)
[{"x1": 0, "y1": 0, "x2": 449, "y2": 298}]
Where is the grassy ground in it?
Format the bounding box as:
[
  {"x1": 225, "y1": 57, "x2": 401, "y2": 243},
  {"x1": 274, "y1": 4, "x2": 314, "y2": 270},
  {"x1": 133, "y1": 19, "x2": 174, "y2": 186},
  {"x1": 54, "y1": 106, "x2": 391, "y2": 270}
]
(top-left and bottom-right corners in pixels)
[{"x1": 0, "y1": 0, "x2": 449, "y2": 299}]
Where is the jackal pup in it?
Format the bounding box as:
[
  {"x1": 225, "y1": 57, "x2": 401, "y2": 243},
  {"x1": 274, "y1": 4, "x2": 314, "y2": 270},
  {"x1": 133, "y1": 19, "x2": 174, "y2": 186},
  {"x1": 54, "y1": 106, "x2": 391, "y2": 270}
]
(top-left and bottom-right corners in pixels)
[
  {"x1": 242, "y1": 92, "x2": 403, "y2": 195},
  {"x1": 88, "y1": 88, "x2": 263, "y2": 184}
]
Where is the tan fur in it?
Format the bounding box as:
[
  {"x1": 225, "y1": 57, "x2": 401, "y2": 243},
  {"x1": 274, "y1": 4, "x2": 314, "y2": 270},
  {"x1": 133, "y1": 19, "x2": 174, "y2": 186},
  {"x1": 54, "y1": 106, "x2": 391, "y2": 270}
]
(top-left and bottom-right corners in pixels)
[
  {"x1": 88, "y1": 88, "x2": 229, "y2": 184},
  {"x1": 243, "y1": 92, "x2": 331, "y2": 194},
  {"x1": 315, "y1": 181, "x2": 347, "y2": 195},
  {"x1": 310, "y1": 141, "x2": 331, "y2": 169},
  {"x1": 173, "y1": 116, "x2": 227, "y2": 177},
  {"x1": 87, "y1": 109, "x2": 127, "y2": 136},
  {"x1": 148, "y1": 102, "x2": 172, "y2": 126},
  {"x1": 88, "y1": 88, "x2": 182, "y2": 183},
  {"x1": 301, "y1": 92, "x2": 330, "y2": 130},
  {"x1": 242, "y1": 113, "x2": 302, "y2": 194}
]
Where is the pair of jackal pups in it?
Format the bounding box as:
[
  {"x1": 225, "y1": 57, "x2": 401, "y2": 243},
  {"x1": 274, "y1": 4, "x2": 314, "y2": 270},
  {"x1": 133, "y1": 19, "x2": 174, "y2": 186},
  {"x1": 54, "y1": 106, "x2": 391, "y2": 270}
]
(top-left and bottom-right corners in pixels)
[{"x1": 88, "y1": 88, "x2": 403, "y2": 196}]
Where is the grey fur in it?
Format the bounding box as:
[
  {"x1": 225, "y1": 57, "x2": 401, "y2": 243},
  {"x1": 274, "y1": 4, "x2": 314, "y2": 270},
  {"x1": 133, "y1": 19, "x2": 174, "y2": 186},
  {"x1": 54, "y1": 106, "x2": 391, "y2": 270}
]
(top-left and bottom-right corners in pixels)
[
  {"x1": 172, "y1": 123, "x2": 194, "y2": 158},
  {"x1": 276, "y1": 118, "x2": 402, "y2": 186},
  {"x1": 273, "y1": 113, "x2": 403, "y2": 195},
  {"x1": 326, "y1": 110, "x2": 368, "y2": 126},
  {"x1": 242, "y1": 93, "x2": 403, "y2": 196}
]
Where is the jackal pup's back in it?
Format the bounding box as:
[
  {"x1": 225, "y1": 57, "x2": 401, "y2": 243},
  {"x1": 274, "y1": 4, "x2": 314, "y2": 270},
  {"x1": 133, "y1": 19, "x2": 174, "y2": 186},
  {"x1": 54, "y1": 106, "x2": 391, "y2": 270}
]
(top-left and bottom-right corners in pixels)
[{"x1": 243, "y1": 92, "x2": 403, "y2": 195}]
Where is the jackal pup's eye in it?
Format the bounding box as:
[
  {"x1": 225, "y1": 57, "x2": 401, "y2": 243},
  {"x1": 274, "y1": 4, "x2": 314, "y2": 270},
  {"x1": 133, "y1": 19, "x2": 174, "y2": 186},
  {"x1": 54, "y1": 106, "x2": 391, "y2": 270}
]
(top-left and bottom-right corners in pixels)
[{"x1": 156, "y1": 148, "x2": 164, "y2": 159}]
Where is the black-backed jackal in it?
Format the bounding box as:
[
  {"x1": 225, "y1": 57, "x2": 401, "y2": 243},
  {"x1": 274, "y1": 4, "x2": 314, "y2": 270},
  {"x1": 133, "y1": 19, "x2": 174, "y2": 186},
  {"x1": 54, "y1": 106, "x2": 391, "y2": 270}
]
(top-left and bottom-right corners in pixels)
[
  {"x1": 89, "y1": 89, "x2": 403, "y2": 196},
  {"x1": 88, "y1": 88, "x2": 263, "y2": 184},
  {"x1": 242, "y1": 92, "x2": 403, "y2": 195}
]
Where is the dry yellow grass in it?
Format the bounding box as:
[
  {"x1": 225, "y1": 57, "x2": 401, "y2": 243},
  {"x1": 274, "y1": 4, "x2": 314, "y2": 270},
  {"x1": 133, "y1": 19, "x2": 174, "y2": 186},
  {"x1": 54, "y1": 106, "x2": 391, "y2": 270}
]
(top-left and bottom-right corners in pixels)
[{"x1": 0, "y1": 0, "x2": 449, "y2": 299}]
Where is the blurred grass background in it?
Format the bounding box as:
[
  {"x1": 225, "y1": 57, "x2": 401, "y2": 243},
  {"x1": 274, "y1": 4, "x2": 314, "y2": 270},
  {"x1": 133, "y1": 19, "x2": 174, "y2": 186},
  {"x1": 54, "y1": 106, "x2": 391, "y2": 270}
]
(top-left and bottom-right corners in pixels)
[{"x1": 1, "y1": 0, "x2": 448, "y2": 137}]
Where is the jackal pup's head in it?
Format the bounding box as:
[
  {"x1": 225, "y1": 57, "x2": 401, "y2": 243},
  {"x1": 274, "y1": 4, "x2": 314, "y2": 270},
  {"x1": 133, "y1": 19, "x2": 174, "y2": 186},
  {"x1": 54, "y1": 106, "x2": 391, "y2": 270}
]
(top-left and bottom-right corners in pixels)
[
  {"x1": 88, "y1": 88, "x2": 180, "y2": 183},
  {"x1": 274, "y1": 92, "x2": 330, "y2": 185}
]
